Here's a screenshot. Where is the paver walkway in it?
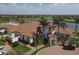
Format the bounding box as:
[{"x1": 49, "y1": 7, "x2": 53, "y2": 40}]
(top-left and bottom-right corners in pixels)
[{"x1": 37, "y1": 46, "x2": 79, "y2": 55}]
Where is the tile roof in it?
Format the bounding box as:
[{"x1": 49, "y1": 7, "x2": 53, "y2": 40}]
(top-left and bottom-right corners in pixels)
[
  {"x1": 18, "y1": 21, "x2": 40, "y2": 36},
  {"x1": 0, "y1": 21, "x2": 40, "y2": 37},
  {"x1": 54, "y1": 27, "x2": 74, "y2": 35},
  {"x1": 0, "y1": 21, "x2": 74, "y2": 37}
]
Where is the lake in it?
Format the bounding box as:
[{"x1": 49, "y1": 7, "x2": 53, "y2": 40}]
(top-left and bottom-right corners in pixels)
[{"x1": 66, "y1": 22, "x2": 79, "y2": 31}]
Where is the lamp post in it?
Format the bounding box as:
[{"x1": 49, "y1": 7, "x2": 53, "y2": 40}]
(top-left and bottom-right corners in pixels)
[
  {"x1": 35, "y1": 37, "x2": 37, "y2": 53},
  {"x1": 33, "y1": 33, "x2": 37, "y2": 53}
]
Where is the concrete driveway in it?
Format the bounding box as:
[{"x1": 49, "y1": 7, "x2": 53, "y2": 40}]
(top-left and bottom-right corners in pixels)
[{"x1": 37, "y1": 46, "x2": 79, "y2": 55}]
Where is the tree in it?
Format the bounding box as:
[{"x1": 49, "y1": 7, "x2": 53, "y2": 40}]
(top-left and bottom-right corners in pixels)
[
  {"x1": 72, "y1": 32, "x2": 79, "y2": 47},
  {"x1": 52, "y1": 17, "x2": 67, "y2": 45},
  {"x1": 74, "y1": 17, "x2": 79, "y2": 32},
  {"x1": 19, "y1": 19, "x2": 25, "y2": 24},
  {"x1": 53, "y1": 17, "x2": 67, "y2": 33},
  {"x1": 39, "y1": 17, "x2": 48, "y2": 31}
]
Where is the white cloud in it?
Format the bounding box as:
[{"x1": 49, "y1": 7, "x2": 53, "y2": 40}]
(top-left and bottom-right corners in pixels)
[
  {"x1": 0, "y1": 3, "x2": 35, "y2": 10},
  {"x1": 0, "y1": 3, "x2": 79, "y2": 15}
]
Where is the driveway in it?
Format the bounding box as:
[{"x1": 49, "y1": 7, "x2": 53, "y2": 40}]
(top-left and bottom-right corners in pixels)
[
  {"x1": 37, "y1": 46, "x2": 79, "y2": 55},
  {"x1": 4, "y1": 42, "x2": 17, "y2": 55}
]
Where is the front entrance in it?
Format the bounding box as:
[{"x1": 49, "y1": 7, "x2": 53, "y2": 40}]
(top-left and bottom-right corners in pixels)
[{"x1": 49, "y1": 39, "x2": 56, "y2": 46}]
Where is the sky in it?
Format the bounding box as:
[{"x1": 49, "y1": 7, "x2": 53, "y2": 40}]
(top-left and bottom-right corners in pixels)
[{"x1": 0, "y1": 3, "x2": 79, "y2": 15}]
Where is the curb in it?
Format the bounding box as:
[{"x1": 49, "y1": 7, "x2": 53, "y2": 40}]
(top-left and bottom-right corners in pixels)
[{"x1": 36, "y1": 46, "x2": 50, "y2": 55}]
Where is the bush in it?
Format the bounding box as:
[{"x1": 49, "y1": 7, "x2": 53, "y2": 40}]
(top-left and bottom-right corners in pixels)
[
  {"x1": 74, "y1": 32, "x2": 79, "y2": 37},
  {"x1": 12, "y1": 42, "x2": 19, "y2": 47},
  {"x1": 31, "y1": 36, "x2": 43, "y2": 47},
  {"x1": 0, "y1": 37, "x2": 6, "y2": 45},
  {"x1": 31, "y1": 43, "x2": 36, "y2": 47}
]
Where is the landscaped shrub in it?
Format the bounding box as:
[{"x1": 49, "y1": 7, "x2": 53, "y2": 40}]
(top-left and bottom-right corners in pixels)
[
  {"x1": 74, "y1": 32, "x2": 79, "y2": 37},
  {"x1": 31, "y1": 43, "x2": 36, "y2": 47},
  {"x1": 0, "y1": 37, "x2": 6, "y2": 45},
  {"x1": 36, "y1": 36, "x2": 43, "y2": 45},
  {"x1": 12, "y1": 42, "x2": 19, "y2": 47},
  {"x1": 31, "y1": 36, "x2": 43, "y2": 47}
]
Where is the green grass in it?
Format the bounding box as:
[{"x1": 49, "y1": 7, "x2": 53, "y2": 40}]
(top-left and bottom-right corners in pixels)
[{"x1": 13, "y1": 44, "x2": 31, "y2": 54}]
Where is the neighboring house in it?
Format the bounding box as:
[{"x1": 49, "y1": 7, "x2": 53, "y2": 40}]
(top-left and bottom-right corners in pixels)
[
  {"x1": 39, "y1": 22, "x2": 74, "y2": 46},
  {"x1": 0, "y1": 29, "x2": 5, "y2": 33},
  {"x1": 6, "y1": 32, "x2": 20, "y2": 43},
  {"x1": 0, "y1": 28, "x2": 7, "y2": 38},
  {"x1": 53, "y1": 27, "x2": 74, "y2": 45}
]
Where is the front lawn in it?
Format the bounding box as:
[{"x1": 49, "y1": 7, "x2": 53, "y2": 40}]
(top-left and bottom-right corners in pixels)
[{"x1": 13, "y1": 44, "x2": 31, "y2": 54}]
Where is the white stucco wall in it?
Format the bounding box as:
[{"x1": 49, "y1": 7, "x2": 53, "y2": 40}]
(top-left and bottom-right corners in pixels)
[
  {"x1": 0, "y1": 29, "x2": 5, "y2": 33},
  {"x1": 12, "y1": 36, "x2": 20, "y2": 43},
  {"x1": 24, "y1": 36, "x2": 27, "y2": 41},
  {"x1": 29, "y1": 37, "x2": 33, "y2": 44}
]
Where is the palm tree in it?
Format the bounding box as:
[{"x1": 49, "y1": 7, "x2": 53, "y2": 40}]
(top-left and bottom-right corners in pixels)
[
  {"x1": 52, "y1": 17, "x2": 57, "y2": 30},
  {"x1": 32, "y1": 33, "x2": 37, "y2": 53},
  {"x1": 52, "y1": 17, "x2": 67, "y2": 45},
  {"x1": 74, "y1": 17, "x2": 79, "y2": 32},
  {"x1": 53, "y1": 17, "x2": 66, "y2": 33},
  {"x1": 39, "y1": 17, "x2": 48, "y2": 31}
]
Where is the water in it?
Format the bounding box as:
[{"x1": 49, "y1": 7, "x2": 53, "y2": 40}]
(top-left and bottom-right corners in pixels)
[
  {"x1": 48, "y1": 20, "x2": 79, "y2": 31},
  {"x1": 66, "y1": 22, "x2": 79, "y2": 31}
]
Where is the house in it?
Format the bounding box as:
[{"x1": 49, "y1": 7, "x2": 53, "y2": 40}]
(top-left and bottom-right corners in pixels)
[
  {"x1": 0, "y1": 23, "x2": 20, "y2": 43},
  {"x1": 48, "y1": 27, "x2": 74, "y2": 46},
  {"x1": 0, "y1": 27, "x2": 7, "y2": 38},
  {"x1": 0, "y1": 21, "x2": 74, "y2": 46},
  {"x1": 0, "y1": 21, "x2": 40, "y2": 44}
]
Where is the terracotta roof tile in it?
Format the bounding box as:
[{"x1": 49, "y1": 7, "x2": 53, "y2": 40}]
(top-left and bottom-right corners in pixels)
[
  {"x1": 54, "y1": 27, "x2": 74, "y2": 35},
  {"x1": 0, "y1": 22, "x2": 74, "y2": 36},
  {"x1": 0, "y1": 21, "x2": 40, "y2": 37}
]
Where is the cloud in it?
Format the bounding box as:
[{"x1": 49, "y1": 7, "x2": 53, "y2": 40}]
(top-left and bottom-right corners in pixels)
[
  {"x1": 0, "y1": 3, "x2": 36, "y2": 10},
  {"x1": 0, "y1": 3, "x2": 79, "y2": 15}
]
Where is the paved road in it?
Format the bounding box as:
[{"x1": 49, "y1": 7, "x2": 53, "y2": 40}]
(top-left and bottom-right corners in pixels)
[{"x1": 37, "y1": 46, "x2": 79, "y2": 55}]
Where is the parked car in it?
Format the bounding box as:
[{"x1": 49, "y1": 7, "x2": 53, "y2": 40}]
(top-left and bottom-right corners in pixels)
[
  {"x1": 0, "y1": 46, "x2": 4, "y2": 50},
  {"x1": 0, "y1": 51, "x2": 6, "y2": 55},
  {"x1": 63, "y1": 45, "x2": 75, "y2": 50},
  {"x1": 0, "y1": 46, "x2": 6, "y2": 55},
  {"x1": 72, "y1": 44, "x2": 77, "y2": 47}
]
